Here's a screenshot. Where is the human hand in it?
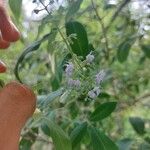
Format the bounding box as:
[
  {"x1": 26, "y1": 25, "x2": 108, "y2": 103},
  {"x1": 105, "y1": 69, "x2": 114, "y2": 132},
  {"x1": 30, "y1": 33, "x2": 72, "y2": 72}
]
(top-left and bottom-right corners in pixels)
[
  {"x1": 0, "y1": 82, "x2": 36, "y2": 150},
  {"x1": 0, "y1": 0, "x2": 20, "y2": 73}
]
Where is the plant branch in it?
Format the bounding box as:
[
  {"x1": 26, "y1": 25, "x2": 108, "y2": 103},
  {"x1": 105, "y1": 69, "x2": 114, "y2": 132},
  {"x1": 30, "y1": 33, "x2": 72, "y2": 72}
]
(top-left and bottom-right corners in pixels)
[
  {"x1": 118, "y1": 92, "x2": 150, "y2": 112},
  {"x1": 106, "y1": 0, "x2": 131, "y2": 31},
  {"x1": 91, "y1": 0, "x2": 110, "y2": 60},
  {"x1": 39, "y1": 0, "x2": 84, "y2": 72}
]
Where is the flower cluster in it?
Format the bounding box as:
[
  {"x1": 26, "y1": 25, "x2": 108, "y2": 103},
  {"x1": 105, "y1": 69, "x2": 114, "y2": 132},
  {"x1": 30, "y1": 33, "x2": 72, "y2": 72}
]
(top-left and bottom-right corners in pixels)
[
  {"x1": 86, "y1": 52, "x2": 95, "y2": 64},
  {"x1": 65, "y1": 62, "x2": 74, "y2": 77},
  {"x1": 88, "y1": 87, "x2": 101, "y2": 99},
  {"x1": 88, "y1": 67, "x2": 106, "y2": 99},
  {"x1": 95, "y1": 70, "x2": 106, "y2": 85},
  {"x1": 64, "y1": 52, "x2": 106, "y2": 100},
  {"x1": 67, "y1": 79, "x2": 81, "y2": 88},
  {"x1": 65, "y1": 62, "x2": 81, "y2": 88}
]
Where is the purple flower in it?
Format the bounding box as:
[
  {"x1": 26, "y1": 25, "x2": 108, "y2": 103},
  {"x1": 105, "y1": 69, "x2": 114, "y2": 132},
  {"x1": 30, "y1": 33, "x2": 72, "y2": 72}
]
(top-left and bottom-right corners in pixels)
[
  {"x1": 93, "y1": 86, "x2": 101, "y2": 96},
  {"x1": 95, "y1": 70, "x2": 106, "y2": 85},
  {"x1": 86, "y1": 52, "x2": 95, "y2": 63},
  {"x1": 74, "y1": 79, "x2": 81, "y2": 88},
  {"x1": 65, "y1": 62, "x2": 74, "y2": 77},
  {"x1": 88, "y1": 87, "x2": 101, "y2": 99},
  {"x1": 67, "y1": 78, "x2": 81, "y2": 88},
  {"x1": 88, "y1": 90, "x2": 96, "y2": 99},
  {"x1": 67, "y1": 78, "x2": 74, "y2": 87}
]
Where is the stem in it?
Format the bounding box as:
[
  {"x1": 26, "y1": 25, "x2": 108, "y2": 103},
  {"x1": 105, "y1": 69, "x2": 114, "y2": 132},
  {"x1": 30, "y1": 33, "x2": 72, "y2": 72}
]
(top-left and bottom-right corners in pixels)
[
  {"x1": 39, "y1": 0, "x2": 72, "y2": 53},
  {"x1": 91, "y1": 0, "x2": 109, "y2": 60},
  {"x1": 106, "y1": 0, "x2": 131, "y2": 32},
  {"x1": 119, "y1": 93, "x2": 150, "y2": 112},
  {"x1": 39, "y1": 0, "x2": 83, "y2": 74}
]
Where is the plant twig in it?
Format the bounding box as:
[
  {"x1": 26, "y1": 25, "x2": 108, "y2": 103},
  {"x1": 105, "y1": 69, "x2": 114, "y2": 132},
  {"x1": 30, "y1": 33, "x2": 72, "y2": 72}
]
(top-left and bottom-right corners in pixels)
[
  {"x1": 106, "y1": 0, "x2": 131, "y2": 31},
  {"x1": 39, "y1": 0, "x2": 83, "y2": 72},
  {"x1": 91, "y1": 0, "x2": 110, "y2": 60},
  {"x1": 118, "y1": 92, "x2": 150, "y2": 112}
]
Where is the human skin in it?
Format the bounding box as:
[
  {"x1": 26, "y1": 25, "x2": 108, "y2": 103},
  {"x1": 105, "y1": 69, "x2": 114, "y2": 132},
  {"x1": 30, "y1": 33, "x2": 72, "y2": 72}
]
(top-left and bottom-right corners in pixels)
[
  {"x1": 0, "y1": 1, "x2": 36, "y2": 149},
  {"x1": 0, "y1": 82, "x2": 36, "y2": 150},
  {"x1": 0, "y1": 0, "x2": 20, "y2": 73},
  {"x1": 0, "y1": 0, "x2": 20, "y2": 42}
]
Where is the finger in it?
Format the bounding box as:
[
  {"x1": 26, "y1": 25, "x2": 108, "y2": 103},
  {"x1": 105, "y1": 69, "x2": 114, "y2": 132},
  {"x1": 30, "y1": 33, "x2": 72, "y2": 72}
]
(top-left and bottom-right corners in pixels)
[
  {"x1": 1, "y1": 81, "x2": 36, "y2": 114},
  {"x1": 0, "y1": 81, "x2": 36, "y2": 124},
  {"x1": 0, "y1": 32, "x2": 10, "y2": 49},
  {"x1": 3, "y1": 81, "x2": 36, "y2": 101},
  {"x1": 0, "y1": 5, "x2": 20, "y2": 42},
  {"x1": 0, "y1": 60, "x2": 7, "y2": 73},
  {"x1": 0, "y1": 39, "x2": 10, "y2": 49}
]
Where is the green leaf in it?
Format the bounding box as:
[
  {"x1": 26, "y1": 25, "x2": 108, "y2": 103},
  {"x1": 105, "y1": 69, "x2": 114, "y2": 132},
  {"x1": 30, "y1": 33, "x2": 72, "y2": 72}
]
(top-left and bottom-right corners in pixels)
[
  {"x1": 36, "y1": 15, "x2": 53, "y2": 38},
  {"x1": 98, "y1": 92, "x2": 111, "y2": 99},
  {"x1": 65, "y1": 21, "x2": 89, "y2": 59},
  {"x1": 70, "y1": 122, "x2": 87, "y2": 147},
  {"x1": 14, "y1": 33, "x2": 51, "y2": 83},
  {"x1": 51, "y1": 57, "x2": 66, "y2": 91},
  {"x1": 41, "y1": 124, "x2": 51, "y2": 136},
  {"x1": 90, "y1": 102, "x2": 117, "y2": 122},
  {"x1": 141, "y1": 45, "x2": 150, "y2": 58},
  {"x1": 43, "y1": 118, "x2": 72, "y2": 150},
  {"x1": 66, "y1": 0, "x2": 83, "y2": 21},
  {"x1": 19, "y1": 139, "x2": 33, "y2": 150},
  {"x1": 139, "y1": 143, "x2": 150, "y2": 150},
  {"x1": 37, "y1": 88, "x2": 63, "y2": 109},
  {"x1": 0, "y1": 79, "x2": 5, "y2": 88},
  {"x1": 129, "y1": 117, "x2": 145, "y2": 135},
  {"x1": 9, "y1": 0, "x2": 22, "y2": 20},
  {"x1": 117, "y1": 38, "x2": 135, "y2": 63},
  {"x1": 117, "y1": 138, "x2": 133, "y2": 150},
  {"x1": 88, "y1": 126, "x2": 118, "y2": 150},
  {"x1": 20, "y1": 128, "x2": 38, "y2": 150},
  {"x1": 88, "y1": 43, "x2": 95, "y2": 51}
]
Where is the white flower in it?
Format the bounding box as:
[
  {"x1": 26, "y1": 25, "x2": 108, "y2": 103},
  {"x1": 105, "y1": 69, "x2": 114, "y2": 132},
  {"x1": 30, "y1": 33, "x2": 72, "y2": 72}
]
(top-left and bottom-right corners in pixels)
[
  {"x1": 86, "y1": 52, "x2": 95, "y2": 63},
  {"x1": 95, "y1": 70, "x2": 106, "y2": 85},
  {"x1": 65, "y1": 62, "x2": 74, "y2": 77}
]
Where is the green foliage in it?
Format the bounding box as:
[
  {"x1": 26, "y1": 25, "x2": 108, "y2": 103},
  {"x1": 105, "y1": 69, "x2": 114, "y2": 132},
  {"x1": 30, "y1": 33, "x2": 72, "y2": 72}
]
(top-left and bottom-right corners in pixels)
[
  {"x1": 66, "y1": 0, "x2": 83, "y2": 21},
  {"x1": 37, "y1": 88, "x2": 63, "y2": 108},
  {"x1": 65, "y1": 21, "x2": 90, "y2": 58},
  {"x1": 14, "y1": 33, "x2": 51, "y2": 82},
  {"x1": 117, "y1": 38, "x2": 135, "y2": 63},
  {"x1": 9, "y1": 0, "x2": 22, "y2": 20},
  {"x1": 129, "y1": 117, "x2": 145, "y2": 135},
  {"x1": 41, "y1": 124, "x2": 51, "y2": 136},
  {"x1": 141, "y1": 45, "x2": 150, "y2": 58},
  {"x1": 90, "y1": 102, "x2": 117, "y2": 122},
  {"x1": 43, "y1": 118, "x2": 72, "y2": 150},
  {"x1": 70, "y1": 122, "x2": 87, "y2": 147},
  {"x1": 20, "y1": 139, "x2": 33, "y2": 150},
  {"x1": 117, "y1": 138, "x2": 133, "y2": 150},
  {"x1": 88, "y1": 126, "x2": 118, "y2": 150}
]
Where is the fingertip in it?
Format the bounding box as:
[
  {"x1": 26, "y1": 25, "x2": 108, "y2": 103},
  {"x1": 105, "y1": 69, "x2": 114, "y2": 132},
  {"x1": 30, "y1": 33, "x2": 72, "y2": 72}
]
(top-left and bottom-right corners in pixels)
[
  {"x1": 0, "y1": 11, "x2": 20, "y2": 42},
  {"x1": 0, "y1": 60, "x2": 7, "y2": 73},
  {"x1": 1, "y1": 22, "x2": 20, "y2": 42},
  {"x1": 0, "y1": 39, "x2": 10, "y2": 49},
  {"x1": 9, "y1": 21, "x2": 21, "y2": 42}
]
